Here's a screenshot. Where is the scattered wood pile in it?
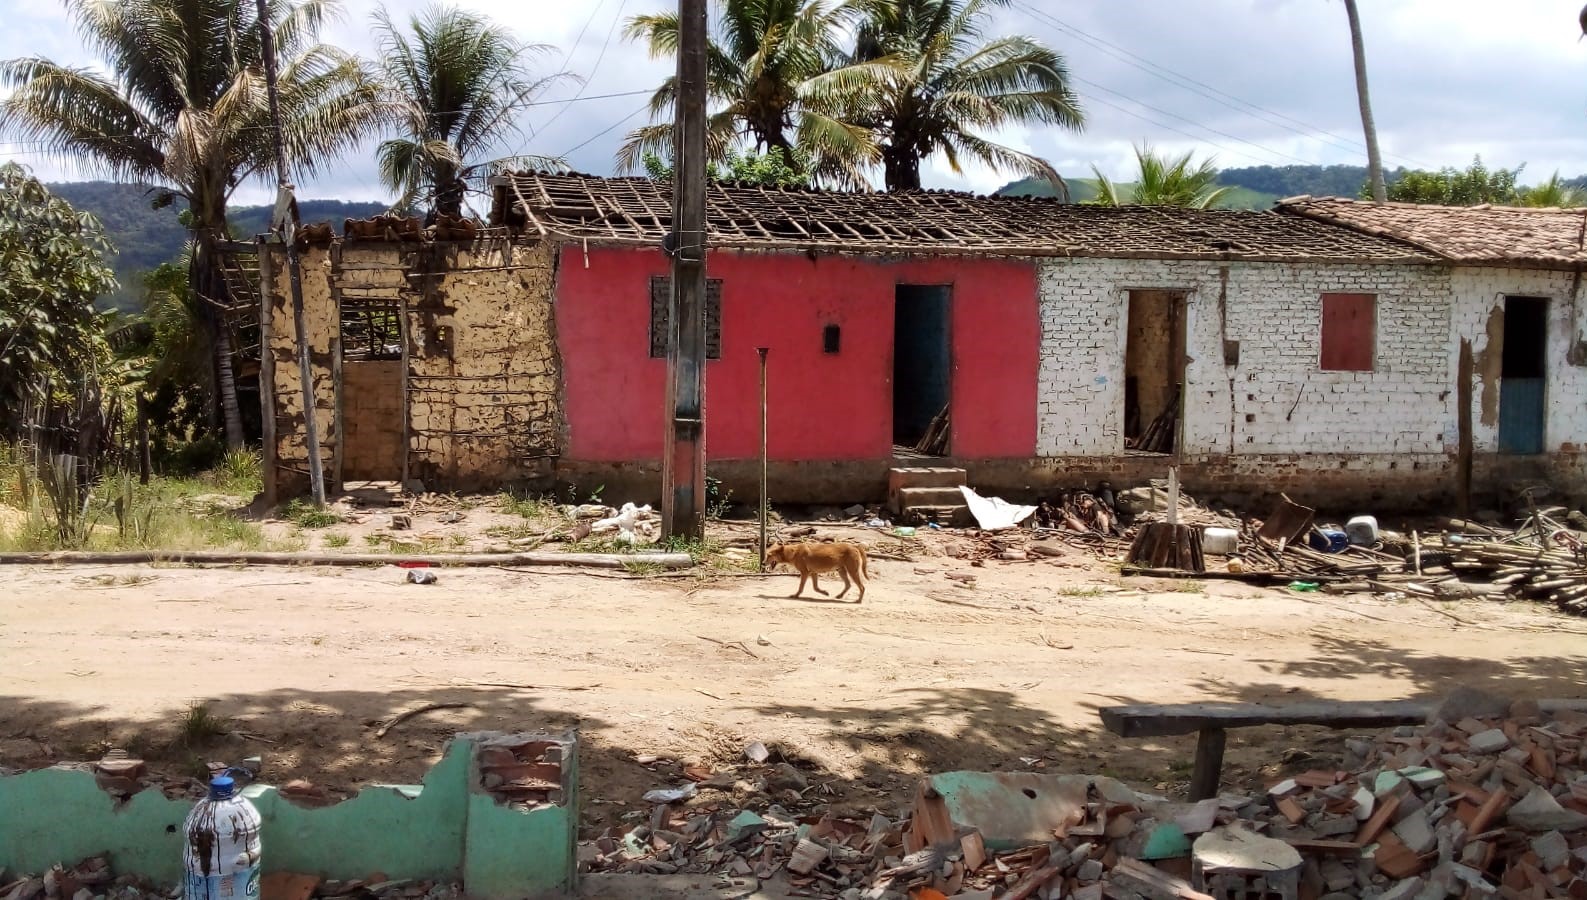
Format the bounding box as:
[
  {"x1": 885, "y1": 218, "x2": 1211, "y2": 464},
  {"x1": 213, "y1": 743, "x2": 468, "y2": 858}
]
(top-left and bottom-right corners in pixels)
[
  {"x1": 1126, "y1": 387, "x2": 1179, "y2": 454},
  {"x1": 1447, "y1": 537, "x2": 1587, "y2": 616},
  {"x1": 916, "y1": 405, "x2": 951, "y2": 457},
  {"x1": 590, "y1": 694, "x2": 1587, "y2": 899}
]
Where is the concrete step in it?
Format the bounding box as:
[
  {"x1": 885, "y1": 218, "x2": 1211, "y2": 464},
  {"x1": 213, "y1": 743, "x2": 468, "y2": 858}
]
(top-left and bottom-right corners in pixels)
[
  {"x1": 896, "y1": 486, "x2": 967, "y2": 508},
  {"x1": 898, "y1": 504, "x2": 971, "y2": 527},
  {"x1": 887, "y1": 466, "x2": 967, "y2": 490}
]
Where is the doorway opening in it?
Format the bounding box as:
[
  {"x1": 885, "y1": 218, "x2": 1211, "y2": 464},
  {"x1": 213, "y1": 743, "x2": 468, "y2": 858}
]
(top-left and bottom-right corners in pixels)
[
  {"x1": 893, "y1": 284, "x2": 951, "y2": 456},
  {"x1": 1498, "y1": 296, "x2": 1547, "y2": 455},
  {"x1": 1124, "y1": 290, "x2": 1186, "y2": 454},
  {"x1": 339, "y1": 297, "x2": 406, "y2": 482}
]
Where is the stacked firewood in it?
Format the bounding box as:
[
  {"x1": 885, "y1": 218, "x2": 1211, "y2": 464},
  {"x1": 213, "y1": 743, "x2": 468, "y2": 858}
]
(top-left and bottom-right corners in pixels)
[{"x1": 1448, "y1": 538, "x2": 1587, "y2": 615}]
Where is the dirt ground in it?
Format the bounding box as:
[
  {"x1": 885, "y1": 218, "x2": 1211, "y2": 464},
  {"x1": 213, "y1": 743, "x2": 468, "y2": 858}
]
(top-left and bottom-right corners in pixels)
[{"x1": 3, "y1": 519, "x2": 1586, "y2": 838}]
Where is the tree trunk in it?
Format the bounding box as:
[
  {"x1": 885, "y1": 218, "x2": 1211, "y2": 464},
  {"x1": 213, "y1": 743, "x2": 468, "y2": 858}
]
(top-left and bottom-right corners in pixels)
[
  {"x1": 1344, "y1": 0, "x2": 1387, "y2": 203},
  {"x1": 191, "y1": 230, "x2": 246, "y2": 449},
  {"x1": 883, "y1": 146, "x2": 921, "y2": 192}
]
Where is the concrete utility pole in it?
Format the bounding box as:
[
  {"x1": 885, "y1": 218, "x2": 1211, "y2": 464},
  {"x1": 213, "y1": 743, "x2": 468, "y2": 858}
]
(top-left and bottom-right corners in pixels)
[
  {"x1": 662, "y1": 0, "x2": 709, "y2": 541},
  {"x1": 255, "y1": 0, "x2": 326, "y2": 506}
]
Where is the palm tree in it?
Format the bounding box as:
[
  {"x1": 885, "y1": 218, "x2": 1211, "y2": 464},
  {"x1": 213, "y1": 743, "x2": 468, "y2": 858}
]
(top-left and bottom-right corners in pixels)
[
  {"x1": 1089, "y1": 144, "x2": 1230, "y2": 209},
  {"x1": 372, "y1": 3, "x2": 569, "y2": 220},
  {"x1": 822, "y1": 0, "x2": 1081, "y2": 192},
  {"x1": 1518, "y1": 172, "x2": 1583, "y2": 209},
  {"x1": 618, "y1": 0, "x2": 885, "y2": 185},
  {"x1": 0, "y1": 0, "x2": 382, "y2": 447},
  {"x1": 1342, "y1": 0, "x2": 1386, "y2": 203}
]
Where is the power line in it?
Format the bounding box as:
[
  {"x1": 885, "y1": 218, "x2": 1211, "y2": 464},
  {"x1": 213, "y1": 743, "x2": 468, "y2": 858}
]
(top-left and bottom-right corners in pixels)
[
  {"x1": 1012, "y1": 1, "x2": 1429, "y2": 170},
  {"x1": 537, "y1": 0, "x2": 631, "y2": 136},
  {"x1": 0, "y1": 88, "x2": 657, "y2": 154},
  {"x1": 1075, "y1": 92, "x2": 1292, "y2": 169},
  {"x1": 559, "y1": 101, "x2": 648, "y2": 157},
  {"x1": 1071, "y1": 75, "x2": 1319, "y2": 167}
]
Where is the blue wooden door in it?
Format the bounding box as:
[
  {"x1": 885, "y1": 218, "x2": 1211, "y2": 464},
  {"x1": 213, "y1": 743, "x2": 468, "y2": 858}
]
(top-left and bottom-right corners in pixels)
[
  {"x1": 1498, "y1": 378, "x2": 1545, "y2": 455},
  {"x1": 1498, "y1": 296, "x2": 1547, "y2": 455}
]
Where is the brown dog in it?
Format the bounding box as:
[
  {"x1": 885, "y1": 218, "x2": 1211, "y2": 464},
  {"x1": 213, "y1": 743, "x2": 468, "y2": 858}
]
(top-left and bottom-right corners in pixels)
[{"x1": 766, "y1": 541, "x2": 869, "y2": 602}]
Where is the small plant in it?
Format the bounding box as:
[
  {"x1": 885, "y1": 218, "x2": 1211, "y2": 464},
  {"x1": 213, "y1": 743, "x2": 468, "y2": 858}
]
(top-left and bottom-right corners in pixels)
[
  {"x1": 705, "y1": 475, "x2": 733, "y2": 520},
  {"x1": 364, "y1": 533, "x2": 389, "y2": 548},
  {"x1": 323, "y1": 532, "x2": 350, "y2": 548},
  {"x1": 1169, "y1": 579, "x2": 1206, "y2": 594},
  {"x1": 447, "y1": 533, "x2": 468, "y2": 549},
  {"x1": 500, "y1": 490, "x2": 553, "y2": 519},
  {"x1": 215, "y1": 449, "x2": 262, "y2": 495},
  {"x1": 1056, "y1": 585, "x2": 1104, "y2": 598},
  {"x1": 621, "y1": 559, "x2": 665, "y2": 576},
  {"x1": 177, "y1": 702, "x2": 231, "y2": 747},
  {"x1": 282, "y1": 498, "x2": 340, "y2": 529}
]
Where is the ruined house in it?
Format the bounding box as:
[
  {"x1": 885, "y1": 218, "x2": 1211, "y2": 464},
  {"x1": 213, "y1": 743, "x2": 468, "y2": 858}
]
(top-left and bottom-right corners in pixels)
[{"x1": 258, "y1": 174, "x2": 1586, "y2": 510}]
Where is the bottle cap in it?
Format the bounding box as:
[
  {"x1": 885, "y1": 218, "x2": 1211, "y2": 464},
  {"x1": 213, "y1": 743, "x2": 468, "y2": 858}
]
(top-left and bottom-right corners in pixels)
[{"x1": 209, "y1": 775, "x2": 236, "y2": 800}]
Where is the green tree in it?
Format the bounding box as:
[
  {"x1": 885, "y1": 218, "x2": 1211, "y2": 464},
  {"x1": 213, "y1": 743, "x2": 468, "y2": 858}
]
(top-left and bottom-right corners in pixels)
[
  {"x1": 830, "y1": 0, "x2": 1082, "y2": 192},
  {"x1": 0, "y1": 163, "x2": 118, "y2": 434},
  {"x1": 1089, "y1": 144, "x2": 1230, "y2": 209},
  {"x1": 0, "y1": 0, "x2": 383, "y2": 447},
  {"x1": 618, "y1": 0, "x2": 886, "y2": 185},
  {"x1": 1379, "y1": 157, "x2": 1522, "y2": 205},
  {"x1": 1517, "y1": 172, "x2": 1583, "y2": 208},
  {"x1": 642, "y1": 147, "x2": 813, "y2": 187},
  {"x1": 372, "y1": 3, "x2": 569, "y2": 219}
]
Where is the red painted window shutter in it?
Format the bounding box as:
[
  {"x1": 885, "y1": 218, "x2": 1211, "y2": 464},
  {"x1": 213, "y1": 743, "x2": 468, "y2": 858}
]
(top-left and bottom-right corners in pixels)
[{"x1": 1320, "y1": 293, "x2": 1375, "y2": 371}]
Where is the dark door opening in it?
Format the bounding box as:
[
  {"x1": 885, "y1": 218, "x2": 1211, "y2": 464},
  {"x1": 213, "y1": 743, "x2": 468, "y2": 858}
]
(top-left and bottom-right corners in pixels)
[
  {"x1": 893, "y1": 285, "x2": 951, "y2": 453},
  {"x1": 1498, "y1": 296, "x2": 1547, "y2": 455},
  {"x1": 1124, "y1": 290, "x2": 1186, "y2": 454}
]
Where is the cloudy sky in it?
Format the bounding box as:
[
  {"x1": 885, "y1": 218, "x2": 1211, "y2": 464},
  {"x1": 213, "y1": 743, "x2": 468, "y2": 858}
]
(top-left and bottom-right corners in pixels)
[{"x1": 1, "y1": 0, "x2": 1584, "y2": 206}]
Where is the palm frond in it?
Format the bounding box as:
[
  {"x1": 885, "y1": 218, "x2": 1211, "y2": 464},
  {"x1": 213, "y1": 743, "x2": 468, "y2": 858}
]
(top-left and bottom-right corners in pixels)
[{"x1": 0, "y1": 59, "x2": 167, "y2": 180}]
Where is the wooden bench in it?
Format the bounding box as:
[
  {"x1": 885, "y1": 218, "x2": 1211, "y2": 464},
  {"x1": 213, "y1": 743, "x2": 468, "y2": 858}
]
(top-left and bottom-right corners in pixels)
[{"x1": 1098, "y1": 700, "x2": 1587, "y2": 801}]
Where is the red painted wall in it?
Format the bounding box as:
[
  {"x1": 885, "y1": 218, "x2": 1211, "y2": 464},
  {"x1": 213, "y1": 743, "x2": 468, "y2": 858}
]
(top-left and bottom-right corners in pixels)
[{"x1": 555, "y1": 246, "x2": 1037, "y2": 462}]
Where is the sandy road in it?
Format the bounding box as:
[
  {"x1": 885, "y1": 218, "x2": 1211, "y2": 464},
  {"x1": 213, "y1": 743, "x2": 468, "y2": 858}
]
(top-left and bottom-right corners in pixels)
[{"x1": 2, "y1": 551, "x2": 1584, "y2": 830}]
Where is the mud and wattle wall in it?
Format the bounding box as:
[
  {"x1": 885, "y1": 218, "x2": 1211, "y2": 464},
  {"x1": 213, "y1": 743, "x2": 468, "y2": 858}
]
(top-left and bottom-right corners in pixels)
[{"x1": 263, "y1": 240, "x2": 560, "y2": 500}]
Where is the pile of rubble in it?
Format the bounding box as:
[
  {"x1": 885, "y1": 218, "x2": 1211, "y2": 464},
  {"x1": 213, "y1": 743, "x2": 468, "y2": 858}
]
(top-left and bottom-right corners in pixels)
[
  {"x1": 593, "y1": 695, "x2": 1587, "y2": 899},
  {"x1": 0, "y1": 865, "x2": 462, "y2": 900}
]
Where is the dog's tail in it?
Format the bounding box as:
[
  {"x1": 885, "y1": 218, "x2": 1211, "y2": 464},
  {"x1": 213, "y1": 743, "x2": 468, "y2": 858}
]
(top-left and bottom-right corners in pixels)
[{"x1": 862, "y1": 546, "x2": 871, "y2": 579}]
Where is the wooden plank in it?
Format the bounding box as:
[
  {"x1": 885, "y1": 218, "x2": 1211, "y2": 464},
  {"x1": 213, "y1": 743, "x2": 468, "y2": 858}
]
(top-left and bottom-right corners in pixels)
[
  {"x1": 1320, "y1": 292, "x2": 1375, "y2": 372},
  {"x1": 1188, "y1": 727, "x2": 1226, "y2": 801},
  {"x1": 1099, "y1": 700, "x2": 1431, "y2": 739}
]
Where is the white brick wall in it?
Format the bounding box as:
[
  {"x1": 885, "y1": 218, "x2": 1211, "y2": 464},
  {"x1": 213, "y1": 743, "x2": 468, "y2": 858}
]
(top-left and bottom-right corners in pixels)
[
  {"x1": 1036, "y1": 257, "x2": 1458, "y2": 457},
  {"x1": 1450, "y1": 267, "x2": 1587, "y2": 453}
]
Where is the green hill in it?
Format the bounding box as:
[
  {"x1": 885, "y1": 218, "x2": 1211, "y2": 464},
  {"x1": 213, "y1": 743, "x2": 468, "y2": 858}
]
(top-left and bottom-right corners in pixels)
[
  {"x1": 47, "y1": 181, "x2": 386, "y2": 311},
  {"x1": 995, "y1": 176, "x2": 1277, "y2": 210}
]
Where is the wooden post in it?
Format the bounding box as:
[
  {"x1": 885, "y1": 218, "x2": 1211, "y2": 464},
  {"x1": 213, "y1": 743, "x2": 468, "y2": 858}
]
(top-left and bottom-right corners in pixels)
[
  {"x1": 254, "y1": 0, "x2": 325, "y2": 507},
  {"x1": 1457, "y1": 339, "x2": 1474, "y2": 517},
  {"x1": 136, "y1": 396, "x2": 151, "y2": 485},
  {"x1": 257, "y1": 237, "x2": 278, "y2": 508},
  {"x1": 662, "y1": 0, "x2": 709, "y2": 541},
  {"x1": 758, "y1": 347, "x2": 769, "y2": 570},
  {"x1": 1189, "y1": 727, "x2": 1227, "y2": 801}
]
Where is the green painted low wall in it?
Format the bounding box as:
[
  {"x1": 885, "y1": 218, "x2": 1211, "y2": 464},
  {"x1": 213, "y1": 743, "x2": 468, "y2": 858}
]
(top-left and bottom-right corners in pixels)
[{"x1": 0, "y1": 732, "x2": 577, "y2": 899}]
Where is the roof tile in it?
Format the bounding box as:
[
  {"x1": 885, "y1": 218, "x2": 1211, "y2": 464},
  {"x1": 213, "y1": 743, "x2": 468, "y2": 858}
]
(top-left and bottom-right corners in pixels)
[{"x1": 1279, "y1": 196, "x2": 1587, "y2": 267}]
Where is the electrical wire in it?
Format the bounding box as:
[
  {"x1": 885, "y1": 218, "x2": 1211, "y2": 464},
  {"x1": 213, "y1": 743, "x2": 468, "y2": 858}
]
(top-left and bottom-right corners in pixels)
[
  {"x1": 558, "y1": 101, "x2": 649, "y2": 157},
  {"x1": 536, "y1": 0, "x2": 631, "y2": 136},
  {"x1": 1012, "y1": 0, "x2": 1430, "y2": 170}
]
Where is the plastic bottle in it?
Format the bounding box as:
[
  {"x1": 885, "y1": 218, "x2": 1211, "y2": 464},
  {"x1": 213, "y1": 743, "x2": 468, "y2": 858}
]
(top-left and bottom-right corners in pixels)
[{"x1": 183, "y1": 774, "x2": 262, "y2": 900}]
